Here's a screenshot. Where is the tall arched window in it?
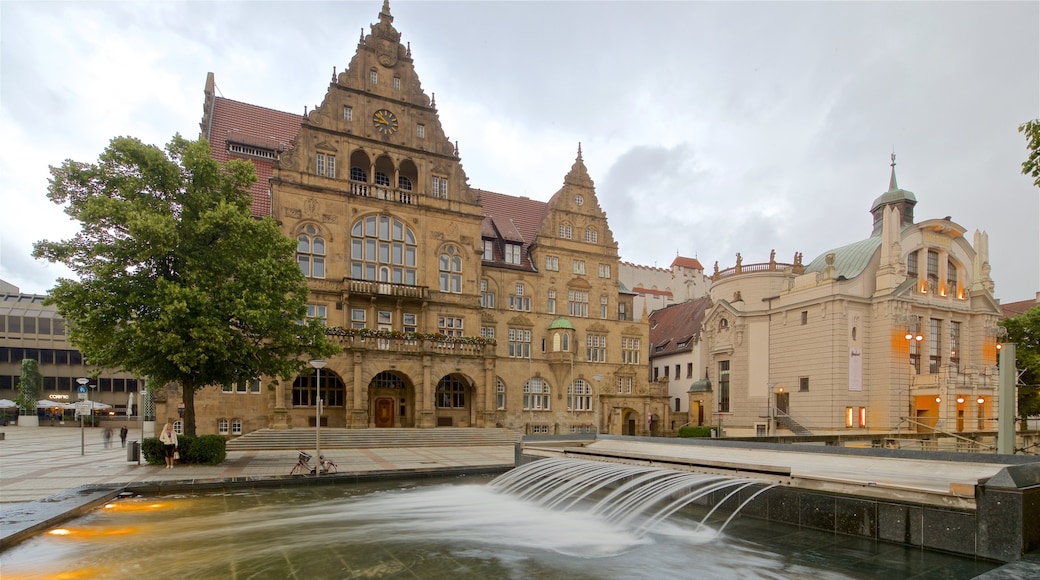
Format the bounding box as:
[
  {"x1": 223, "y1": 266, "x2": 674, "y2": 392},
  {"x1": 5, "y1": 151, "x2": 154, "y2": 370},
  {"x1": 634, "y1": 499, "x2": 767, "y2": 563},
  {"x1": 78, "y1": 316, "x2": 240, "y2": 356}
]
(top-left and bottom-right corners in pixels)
[
  {"x1": 398, "y1": 175, "x2": 413, "y2": 191},
  {"x1": 350, "y1": 215, "x2": 417, "y2": 284},
  {"x1": 523, "y1": 378, "x2": 551, "y2": 410},
  {"x1": 297, "y1": 225, "x2": 325, "y2": 278},
  {"x1": 439, "y1": 246, "x2": 462, "y2": 293},
  {"x1": 350, "y1": 167, "x2": 368, "y2": 182},
  {"x1": 436, "y1": 375, "x2": 466, "y2": 408}
]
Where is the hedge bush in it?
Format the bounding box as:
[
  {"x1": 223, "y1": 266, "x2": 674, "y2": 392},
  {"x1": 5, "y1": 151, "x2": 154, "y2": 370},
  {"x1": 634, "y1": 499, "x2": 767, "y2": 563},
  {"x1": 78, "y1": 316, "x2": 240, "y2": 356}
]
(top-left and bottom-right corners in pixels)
[
  {"x1": 678, "y1": 425, "x2": 715, "y2": 438},
  {"x1": 142, "y1": 434, "x2": 227, "y2": 465}
]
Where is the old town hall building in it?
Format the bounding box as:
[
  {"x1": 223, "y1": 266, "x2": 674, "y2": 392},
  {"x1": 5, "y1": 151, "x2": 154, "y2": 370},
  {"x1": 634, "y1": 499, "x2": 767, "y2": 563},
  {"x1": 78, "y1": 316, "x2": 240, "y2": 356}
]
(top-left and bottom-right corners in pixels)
[{"x1": 175, "y1": 2, "x2": 662, "y2": 437}]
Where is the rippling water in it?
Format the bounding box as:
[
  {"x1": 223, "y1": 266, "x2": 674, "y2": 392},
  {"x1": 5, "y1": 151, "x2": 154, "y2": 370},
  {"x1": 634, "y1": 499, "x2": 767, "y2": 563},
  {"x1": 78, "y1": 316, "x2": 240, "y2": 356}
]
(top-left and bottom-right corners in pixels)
[{"x1": 1, "y1": 476, "x2": 997, "y2": 580}]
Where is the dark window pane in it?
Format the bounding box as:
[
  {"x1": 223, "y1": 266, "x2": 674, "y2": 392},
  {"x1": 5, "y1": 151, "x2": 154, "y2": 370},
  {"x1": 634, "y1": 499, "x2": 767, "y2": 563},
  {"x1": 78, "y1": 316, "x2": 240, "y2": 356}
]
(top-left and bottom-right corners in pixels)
[{"x1": 23, "y1": 317, "x2": 36, "y2": 334}]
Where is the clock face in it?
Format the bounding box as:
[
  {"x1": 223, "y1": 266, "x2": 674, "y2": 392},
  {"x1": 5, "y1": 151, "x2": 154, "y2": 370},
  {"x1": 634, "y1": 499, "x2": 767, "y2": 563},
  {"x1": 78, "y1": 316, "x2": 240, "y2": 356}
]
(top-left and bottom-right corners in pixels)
[{"x1": 372, "y1": 109, "x2": 399, "y2": 135}]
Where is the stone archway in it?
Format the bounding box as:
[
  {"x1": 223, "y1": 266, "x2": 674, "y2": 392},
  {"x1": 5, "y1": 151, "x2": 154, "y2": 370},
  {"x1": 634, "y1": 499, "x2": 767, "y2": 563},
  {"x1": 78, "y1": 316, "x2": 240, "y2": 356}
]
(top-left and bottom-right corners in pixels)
[
  {"x1": 366, "y1": 371, "x2": 413, "y2": 428},
  {"x1": 621, "y1": 408, "x2": 639, "y2": 436},
  {"x1": 433, "y1": 373, "x2": 474, "y2": 427}
]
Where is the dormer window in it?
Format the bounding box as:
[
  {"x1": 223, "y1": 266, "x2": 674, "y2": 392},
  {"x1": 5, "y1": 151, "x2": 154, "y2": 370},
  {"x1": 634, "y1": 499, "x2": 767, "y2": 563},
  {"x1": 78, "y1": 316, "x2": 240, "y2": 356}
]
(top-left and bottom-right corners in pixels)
[
  {"x1": 483, "y1": 240, "x2": 494, "y2": 261},
  {"x1": 505, "y1": 243, "x2": 522, "y2": 265}
]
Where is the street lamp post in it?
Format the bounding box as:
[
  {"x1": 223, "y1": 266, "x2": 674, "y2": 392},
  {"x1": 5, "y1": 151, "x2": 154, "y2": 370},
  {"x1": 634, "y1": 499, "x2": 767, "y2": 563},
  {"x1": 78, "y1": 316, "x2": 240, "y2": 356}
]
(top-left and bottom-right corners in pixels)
[
  {"x1": 139, "y1": 388, "x2": 147, "y2": 465},
  {"x1": 310, "y1": 360, "x2": 327, "y2": 474},
  {"x1": 77, "y1": 378, "x2": 89, "y2": 456}
]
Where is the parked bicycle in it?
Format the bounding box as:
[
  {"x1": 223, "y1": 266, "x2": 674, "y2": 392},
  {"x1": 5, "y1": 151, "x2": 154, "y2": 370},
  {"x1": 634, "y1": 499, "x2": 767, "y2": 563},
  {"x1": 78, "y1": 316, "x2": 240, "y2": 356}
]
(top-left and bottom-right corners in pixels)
[{"x1": 289, "y1": 451, "x2": 338, "y2": 475}]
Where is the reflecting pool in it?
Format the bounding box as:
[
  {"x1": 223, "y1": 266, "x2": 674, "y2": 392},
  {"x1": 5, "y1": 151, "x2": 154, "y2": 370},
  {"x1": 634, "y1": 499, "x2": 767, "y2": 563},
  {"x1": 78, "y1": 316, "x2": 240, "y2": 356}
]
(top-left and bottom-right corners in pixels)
[{"x1": 1, "y1": 475, "x2": 998, "y2": 579}]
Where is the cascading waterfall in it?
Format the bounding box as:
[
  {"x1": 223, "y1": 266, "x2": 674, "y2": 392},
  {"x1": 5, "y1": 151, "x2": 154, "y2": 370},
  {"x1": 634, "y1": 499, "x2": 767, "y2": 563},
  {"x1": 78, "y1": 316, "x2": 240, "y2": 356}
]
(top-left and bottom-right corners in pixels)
[{"x1": 490, "y1": 457, "x2": 777, "y2": 538}]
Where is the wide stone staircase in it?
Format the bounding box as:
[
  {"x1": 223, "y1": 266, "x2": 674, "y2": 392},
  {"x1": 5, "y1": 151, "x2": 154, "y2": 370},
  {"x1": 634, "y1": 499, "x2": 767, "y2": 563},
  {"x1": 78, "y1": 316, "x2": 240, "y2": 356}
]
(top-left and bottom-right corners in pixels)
[{"x1": 226, "y1": 427, "x2": 523, "y2": 452}]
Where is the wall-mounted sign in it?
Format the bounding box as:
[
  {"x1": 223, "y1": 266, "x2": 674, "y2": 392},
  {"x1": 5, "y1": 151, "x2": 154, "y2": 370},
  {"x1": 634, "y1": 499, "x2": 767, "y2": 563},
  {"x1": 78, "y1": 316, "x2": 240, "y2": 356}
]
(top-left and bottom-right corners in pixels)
[{"x1": 48, "y1": 394, "x2": 70, "y2": 401}]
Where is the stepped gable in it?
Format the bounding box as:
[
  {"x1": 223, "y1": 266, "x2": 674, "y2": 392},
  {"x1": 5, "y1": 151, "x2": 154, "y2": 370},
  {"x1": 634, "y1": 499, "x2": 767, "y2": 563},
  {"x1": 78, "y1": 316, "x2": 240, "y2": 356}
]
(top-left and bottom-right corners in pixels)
[
  {"x1": 200, "y1": 73, "x2": 303, "y2": 218},
  {"x1": 478, "y1": 189, "x2": 549, "y2": 271},
  {"x1": 648, "y1": 296, "x2": 711, "y2": 357}
]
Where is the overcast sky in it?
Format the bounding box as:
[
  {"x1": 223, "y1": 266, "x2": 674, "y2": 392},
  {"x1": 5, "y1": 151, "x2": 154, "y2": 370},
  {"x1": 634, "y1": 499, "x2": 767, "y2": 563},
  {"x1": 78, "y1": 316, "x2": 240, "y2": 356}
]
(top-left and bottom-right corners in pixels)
[{"x1": 2, "y1": 1, "x2": 1037, "y2": 304}]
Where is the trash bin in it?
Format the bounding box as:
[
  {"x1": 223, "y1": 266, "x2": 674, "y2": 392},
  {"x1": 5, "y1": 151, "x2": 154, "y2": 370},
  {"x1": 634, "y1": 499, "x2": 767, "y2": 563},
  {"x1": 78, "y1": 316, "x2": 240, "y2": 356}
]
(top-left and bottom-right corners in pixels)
[{"x1": 127, "y1": 440, "x2": 140, "y2": 462}]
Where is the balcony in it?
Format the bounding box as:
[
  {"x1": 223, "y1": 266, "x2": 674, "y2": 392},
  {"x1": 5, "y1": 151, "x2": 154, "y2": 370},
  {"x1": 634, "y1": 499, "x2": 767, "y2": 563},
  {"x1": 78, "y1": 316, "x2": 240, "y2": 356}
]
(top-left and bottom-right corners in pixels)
[
  {"x1": 349, "y1": 181, "x2": 416, "y2": 205},
  {"x1": 344, "y1": 279, "x2": 428, "y2": 300},
  {"x1": 325, "y1": 328, "x2": 494, "y2": 357}
]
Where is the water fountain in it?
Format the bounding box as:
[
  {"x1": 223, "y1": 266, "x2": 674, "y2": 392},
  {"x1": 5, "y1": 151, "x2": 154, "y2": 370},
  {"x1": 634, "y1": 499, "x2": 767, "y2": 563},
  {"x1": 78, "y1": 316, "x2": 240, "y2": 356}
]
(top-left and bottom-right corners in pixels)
[{"x1": 0, "y1": 459, "x2": 997, "y2": 579}]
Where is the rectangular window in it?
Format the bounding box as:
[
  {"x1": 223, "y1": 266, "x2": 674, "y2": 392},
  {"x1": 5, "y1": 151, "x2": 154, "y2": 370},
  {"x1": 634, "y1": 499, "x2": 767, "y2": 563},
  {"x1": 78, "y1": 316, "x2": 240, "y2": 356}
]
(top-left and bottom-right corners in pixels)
[
  {"x1": 801, "y1": 311, "x2": 808, "y2": 325},
  {"x1": 664, "y1": 365, "x2": 670, "y2": 378},
  {"x1": 351, "y1": 308, "x2": 367, "y2": 329},
  {"x1": 417, "y1": 124, "x2": 425, "y2": 138},
  {"x1": 316, "y1": 153, "x2": 335, "y2": 178},
  {"x1": 598, "y1": 264, "x2": 611, "y2": 278},
  {"x1": 909, "y1": 330, "x2": 921, "y2": 375},
  {"x1": 480, "y1": 326, "x2": 495, "y2": 339},
  {"x1": 343, "y1": 106, "x2": 353, "y2": 121},
  {"x1": 482, "y1": 240, "x2": 494, "y2": 261},
  {"x1": 621, "y1": 337, "x2": 640, "y2": 364},
  {"x1": 558, "y1": 224, "x2": 572, "y2": 239},
  {"x1": 927, "y1": 250, "x2": 939, "y2": 292},
  {"x1": 438, "y1": 316, "x2": 464, "y2": 337},
  {"x1": 369, "y1": 70, "x2": 378, "y2": 84},
  {"x1": 906, "y1": 250, "x2": 919, "y2": 278},
  {"x1": 306, "y1": 304, "x2": 327, "y2": 324},
  {"x1": 928, "y1": 318, "x2": 941, "y2": 374},
  {"x1": 718, "y1": 360, "x2": 730, "y2": 412},
  {"x1": 316, "y1": 153, "x2": 325, "y2": 176},
  {"x1": 619, "y1": 303, "x2": 627, "y2": 321},
  {"x1": 497, "y1": 381, "x2": 506, "y2": 410},
  {"x1": 547, "y1": 289, "x2": 556, "y2": 314},
  {"x1": 573, "y1": 260, "x2": 585, "y2": 275},
  {"x1": 568, "y1": 290, "x2": 588, "y2": 317},
  {"x1": 946, "y1": 258, "x2": 957, "y2": 296},
  {"x1": 480, "y1": 279, "x2": 496, "y2": 308},
  {"x1": 393, "y1": 76, "x2": 401, "y2": 90},
  {"x1": 799, "y1": 377, "x2": 809, "y2": 392},
  {"x1": 586, "y1": 334, "x2": 606, "y2": 362},
  {"x1": 505, "y1": 244, "x2": 522, "y2": 265},
  {"x1": 585, "y1": 229, "x2": 598, "y2": 243},
  {"x1": 545, "y1": 256, "x2": 559, "y2": 271},
  {"x1": 600, "y1": 295, "x2": 608, "y2": 319},
  {"x1": 687, "y1": 363, "x2": 693, "y2": 378},
  {"x1": 509, "y1": 295, "x2": 531, "y2": 312},
  {"x1": 431, "y1": 176, "x2": 448, "y2": 198},
  {"x1": 949, "y1": 321, "x2": 961, "y2": 366},
  {"x1": 675, "y1": 364, "x2": 680, "y2": 378},
  {"x1": 508, "y1": 328, "x2": 531, "y2": 358},
  {"x1": 403, "y1": 313, "x2": 417, "y2": 333}
]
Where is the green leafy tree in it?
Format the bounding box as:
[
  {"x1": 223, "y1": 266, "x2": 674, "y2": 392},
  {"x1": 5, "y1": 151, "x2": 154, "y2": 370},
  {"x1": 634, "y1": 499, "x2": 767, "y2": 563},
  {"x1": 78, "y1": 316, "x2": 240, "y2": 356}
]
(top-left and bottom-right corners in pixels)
[
  {"x1": 1020, "y1": 119, "x2": 1040, "y2": 188},
  {"x1": 33, "y1": 135, "x2": 338, "y2": 436},
  {"x1": 1003, "y1": 305, "x2": 1040, "y2": 420},
  {"x1": 17, "y1": 359, "x2": 42, "y2": 415}
]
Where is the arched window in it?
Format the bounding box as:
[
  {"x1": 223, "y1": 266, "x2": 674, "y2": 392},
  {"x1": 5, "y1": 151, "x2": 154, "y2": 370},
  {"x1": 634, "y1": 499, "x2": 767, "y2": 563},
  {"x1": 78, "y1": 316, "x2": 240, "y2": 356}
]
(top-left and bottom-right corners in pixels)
[
  {"x1": 568, "y1": 379, "x2": 592, "y2": 411},
  {"x1": 350, "y1": 215, "x2": 417, "y2": 284},
  {"x1": 217, "y1": 418, "x2": 229, "y2": 435},
  {"x1": 398, "y1": 175, "x2": 413, "y2": 191},
  {"x1": 719, "y1": 318, "x2": 729, "y2": 331},
  {"x1": 439, "y1": 245, "x2": 462, "y2": 293},
  {"x1": 231, "y1": 418, "x2": 243, "y2": 435},
  {"x1": 292, "y1": 370, "x2": 346, "y2": 407},
  {"x1": 436, "y1": 375, "x2": 466, "y2": 408},
  {"x1": 523, "y1": 378, "x2": 551, "y2": 410},
  {"x1": 350, "y1": 167, "x2": 368, "y2": 182},
  {"x1": 375, "y1": 171, "x2": 391, "y2": 187},
  {"x1": 585, "y1": 228, "x2": 598, "y2": 243},
  {"x1": 297, "y1": 225, "x2": 325, "y2": 278},
  {"x1": 558, "y1": 223, "x2": 573, "y2": 239}
]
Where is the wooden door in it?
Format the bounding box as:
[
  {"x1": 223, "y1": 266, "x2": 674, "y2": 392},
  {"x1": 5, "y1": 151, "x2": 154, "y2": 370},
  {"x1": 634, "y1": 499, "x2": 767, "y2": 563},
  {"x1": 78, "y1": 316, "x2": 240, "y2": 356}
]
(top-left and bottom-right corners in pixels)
[{"x1": 374, "y1": 397, "x2": 394, "y2": 428}]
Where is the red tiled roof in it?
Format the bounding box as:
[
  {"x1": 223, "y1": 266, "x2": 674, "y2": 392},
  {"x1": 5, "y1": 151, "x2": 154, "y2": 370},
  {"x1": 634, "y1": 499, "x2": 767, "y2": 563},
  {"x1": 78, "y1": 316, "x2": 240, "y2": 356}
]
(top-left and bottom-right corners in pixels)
[
  {"x1": 648, "y1": 297, "x2": 711, "y2": 358},
  {"x1": 632, "y1": 287, "x2": 674, "y2": 297},
  {"x1": 205, "y1": 96, "x2": 303, "y2": 217},
  {"x1": 671, "y1": 256, "x2": 704, "y2": 271},
  {"x1": 478, "y1": 190, "x2": 549, "y2": 271},
  {"x1": 1001, "y1": 297, "x2": 1039, "y2": 319}
]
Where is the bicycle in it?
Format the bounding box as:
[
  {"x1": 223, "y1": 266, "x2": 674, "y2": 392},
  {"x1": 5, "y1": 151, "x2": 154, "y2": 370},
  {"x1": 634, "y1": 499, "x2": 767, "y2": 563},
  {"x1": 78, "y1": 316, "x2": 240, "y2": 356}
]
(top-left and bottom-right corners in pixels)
[
  {"x1": 318, "y1": 454, "x2": 338, "y2": 474},
  {"x1": 290, "y1": 451, "x2": 315, "y2": 476}
]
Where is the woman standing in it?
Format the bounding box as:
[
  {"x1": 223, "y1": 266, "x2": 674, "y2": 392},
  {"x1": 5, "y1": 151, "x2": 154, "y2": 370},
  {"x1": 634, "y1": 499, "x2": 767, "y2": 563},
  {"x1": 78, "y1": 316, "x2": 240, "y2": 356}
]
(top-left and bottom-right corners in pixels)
[{"x1": 159, "y1": 422, "x2": 178, "y2": 469}]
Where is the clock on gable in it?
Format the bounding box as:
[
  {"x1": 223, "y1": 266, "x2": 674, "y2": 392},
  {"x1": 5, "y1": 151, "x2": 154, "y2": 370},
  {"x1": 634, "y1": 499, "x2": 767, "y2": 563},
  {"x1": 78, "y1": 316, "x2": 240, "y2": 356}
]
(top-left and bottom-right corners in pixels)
[{"x1": 372, "y1": 109, "x2": 399, "y2": 135}]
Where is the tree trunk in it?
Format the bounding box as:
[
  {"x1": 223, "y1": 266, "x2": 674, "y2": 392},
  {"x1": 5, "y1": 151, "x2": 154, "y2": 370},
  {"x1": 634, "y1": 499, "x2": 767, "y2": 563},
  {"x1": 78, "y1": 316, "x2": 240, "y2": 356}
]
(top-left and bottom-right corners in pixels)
[{"x1": 182, "y1": 380, "x2": 197, "y2": 437}]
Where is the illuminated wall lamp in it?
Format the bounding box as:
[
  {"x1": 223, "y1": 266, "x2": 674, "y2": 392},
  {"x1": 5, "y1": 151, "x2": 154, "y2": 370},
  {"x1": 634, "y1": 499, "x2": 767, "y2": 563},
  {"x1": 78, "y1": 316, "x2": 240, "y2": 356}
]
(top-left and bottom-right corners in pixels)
[
  {"x1": 977, "y1": 397, "x2": 985, "y2": 405},
  {"x1": 956, "y1": 396, "x2": 965, "y2": 404},
  {"x1": 935, "y1": 396, "x2": 942, "y2": 404}
]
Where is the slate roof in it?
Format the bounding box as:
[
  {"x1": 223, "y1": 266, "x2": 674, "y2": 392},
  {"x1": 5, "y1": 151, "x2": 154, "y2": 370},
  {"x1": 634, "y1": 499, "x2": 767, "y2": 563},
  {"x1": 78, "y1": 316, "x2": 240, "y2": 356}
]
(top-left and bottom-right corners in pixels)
[
  {"x1": 203, "y1": 96, "x2": 303, "y2": 218},
  {"x1": 478, "y1": 189, "x2": 549, "y2": 272},
  {"x1": 648, "y1": 296, "x2": 711, "y2": 358}
]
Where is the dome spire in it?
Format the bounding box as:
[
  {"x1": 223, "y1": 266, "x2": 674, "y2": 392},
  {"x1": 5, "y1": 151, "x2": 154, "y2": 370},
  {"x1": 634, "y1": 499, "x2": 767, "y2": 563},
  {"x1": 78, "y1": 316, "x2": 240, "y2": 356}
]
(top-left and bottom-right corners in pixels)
[{"x1": 888, "y1": 151, "x2": 898, "y2": 191}]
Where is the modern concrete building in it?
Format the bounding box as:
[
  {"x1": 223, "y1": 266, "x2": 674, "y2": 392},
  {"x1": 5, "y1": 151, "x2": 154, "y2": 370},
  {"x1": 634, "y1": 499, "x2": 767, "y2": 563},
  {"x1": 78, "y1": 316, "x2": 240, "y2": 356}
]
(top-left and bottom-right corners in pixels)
[
  {"x1": 0, "y1": 281, "x2": 144, "y2": 419},
  {"x1": 166, "y1": 2, "x2": 661, "y2": 437},
  {"x1": 691, "y1": 156, "x2": 1006, "y2": 437}
]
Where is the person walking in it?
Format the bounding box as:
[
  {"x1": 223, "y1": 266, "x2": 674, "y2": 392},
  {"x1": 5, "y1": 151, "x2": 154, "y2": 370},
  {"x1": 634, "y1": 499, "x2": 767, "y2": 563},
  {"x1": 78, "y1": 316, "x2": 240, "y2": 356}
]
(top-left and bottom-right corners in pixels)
[
  {"x1": 159, "y1": 422, "x2": 178, "y2": 469},
  {"x1": 103, "y1": 427, "x2": 113, "y2": 449},
  {"x1": 119, "y1": 426, "x2": 128, "y2": 448}
]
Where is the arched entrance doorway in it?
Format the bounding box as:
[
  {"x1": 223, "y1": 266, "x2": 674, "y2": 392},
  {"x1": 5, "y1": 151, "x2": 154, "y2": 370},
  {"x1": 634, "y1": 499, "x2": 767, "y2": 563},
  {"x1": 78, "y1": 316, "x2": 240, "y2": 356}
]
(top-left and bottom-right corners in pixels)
[
  {"x1": 367, "y1": 371, "x2": 413, "y2": 428},
  {"x1": 621, "y1": 408, "x2": 639, "y2": 436},
  {"x1": 291, "y1": 369, "x2": 346, "y2": 427},
  {"x1": 434, "y1": 373, "x2": 473, "y2": 427}
]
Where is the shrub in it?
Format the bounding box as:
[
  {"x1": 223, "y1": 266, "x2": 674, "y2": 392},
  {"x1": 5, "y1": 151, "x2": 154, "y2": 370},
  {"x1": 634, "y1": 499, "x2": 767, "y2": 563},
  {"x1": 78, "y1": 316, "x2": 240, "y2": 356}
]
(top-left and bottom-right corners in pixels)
[
  {"x1": 678, "y1": 425, "x2": 714, "y2": 438},
  {"x1": 141, "y1": 434, "x2": 226, "y2": 465}
]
